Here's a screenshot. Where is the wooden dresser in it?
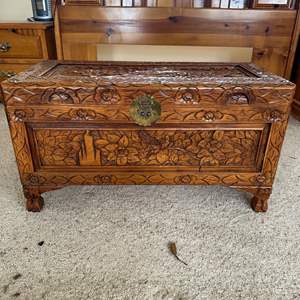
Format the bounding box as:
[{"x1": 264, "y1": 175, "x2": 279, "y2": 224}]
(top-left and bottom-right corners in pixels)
[
  {"x1": 0, "y1": 22, "x2": 56, "y2": 102},
  {"x1": 1, "y1": 61, "x2": 295, "y2": 213}
]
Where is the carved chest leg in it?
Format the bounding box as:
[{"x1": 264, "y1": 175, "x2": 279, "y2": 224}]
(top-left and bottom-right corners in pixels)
[
  {"x1": 234, "y1": 187, "x2": 272, "y2": 212},
  {"x1": 23, "y1": 187, "x2": 44, "y2": 212},
  {"x1": 250, "y1": 188, "x2": 272, "y2": 212}
]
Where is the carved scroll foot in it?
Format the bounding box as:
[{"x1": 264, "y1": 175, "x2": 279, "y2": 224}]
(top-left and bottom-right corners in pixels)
[
  {"x1": 250, "y1": 188, "x2": 272, "y2": 213},
  {"x1": 24, "y1": 188, "x2": 44, "y2": 212},
  {"x1": 26, "y1": 196, "x2": 44, "y2": 212},
  {"x1": 233, "y1": 187, "x2": 272, "y2": 212}
]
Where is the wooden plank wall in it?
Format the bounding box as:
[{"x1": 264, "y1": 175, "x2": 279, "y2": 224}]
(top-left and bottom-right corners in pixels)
[{"x1": 56, "y1": 5, "x2": 298, "y2": 77}]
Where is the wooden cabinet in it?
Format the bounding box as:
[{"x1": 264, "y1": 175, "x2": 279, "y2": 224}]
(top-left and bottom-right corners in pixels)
[
  {"x1": 0, "y1": 29, "x2": 44, "y2": 59},
  {"x1": 1, "y1": 61, "x2": 295, "y2": 212},
  {"x1": 0, "y1": 22, "x2": 56, "y2": 102}
]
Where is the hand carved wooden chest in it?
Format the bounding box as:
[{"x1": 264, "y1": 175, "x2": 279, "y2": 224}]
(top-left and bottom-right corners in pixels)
[{"x1": 1, "y1": 61, "x2": 295, "y2": 212}]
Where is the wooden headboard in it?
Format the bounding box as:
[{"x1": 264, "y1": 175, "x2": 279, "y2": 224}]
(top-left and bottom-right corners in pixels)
[{"x1": 55, "y1": 1, "x2": 300, "y2": 78}]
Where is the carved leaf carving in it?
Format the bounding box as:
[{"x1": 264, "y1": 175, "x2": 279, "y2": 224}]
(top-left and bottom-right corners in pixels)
[{"x1": 10, "y1": 122, "x2": 34, "y2": 176}]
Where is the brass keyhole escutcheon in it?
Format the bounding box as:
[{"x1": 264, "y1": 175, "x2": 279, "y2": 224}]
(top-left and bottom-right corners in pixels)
[{"x1": 129, "y1": 95, "x2": 161, "y2": 126}]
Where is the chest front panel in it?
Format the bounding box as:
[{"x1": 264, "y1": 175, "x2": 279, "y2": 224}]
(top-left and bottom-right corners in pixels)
[
  {"x1": 28, "y1": 124, "x2": 268, "y2": 173},
  {"x1": 2, "y1": 61, "x2": 294, "y2": 190}
]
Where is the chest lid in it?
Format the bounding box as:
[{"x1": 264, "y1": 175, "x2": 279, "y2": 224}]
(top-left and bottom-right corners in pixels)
[{"x1": 1, "y1": 61, "x2": 295, "y2": 106}]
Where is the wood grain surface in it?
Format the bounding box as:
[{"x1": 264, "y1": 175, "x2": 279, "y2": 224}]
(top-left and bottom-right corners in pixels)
[{"x1": 55, "y1": 5, "x2": 298, "y2": 78}]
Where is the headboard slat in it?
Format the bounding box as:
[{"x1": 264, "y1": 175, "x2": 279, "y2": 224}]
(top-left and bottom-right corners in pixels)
[{"x1": 56, "y1": 6, "x2": 298, "y2": 77}]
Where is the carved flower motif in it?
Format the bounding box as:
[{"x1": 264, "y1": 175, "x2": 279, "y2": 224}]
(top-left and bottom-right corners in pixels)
[
  {"x1": 73, "y1": 109, "x2": 96, "y2": 121},
  {"x1": 13, "y1": 110, "x2": 26, "y2": 122},
  {"x1": 227, "y1": 93, "x2": 249, "y2": 105},
  {"x1": 268, "y1": 110, "x2": 282, "y2": 123},
  {"x1": 184, "y1": 130, "x2": 256, "y2": 166},
  {"x1": 196, "y1": 134, "x2": 225, "y2": 166},
  {"x1": 94, "y1": 175, "x2": 116, "y2": 184},
  {"x1": 25, "y1": 175, "x2": 46, "y2": 185},
  {"x1": 94, "y1": 87, "x2": 121, "y2": 104},
  {"x1": 176, "y1": 89, "x2": 199, "y2": 104},
  {"x1": 27, "y1": 175, "x2": 40, "y2": 185},
  {"x1": 256, "y1": 175, "x2": 266, "y2": 184},
  {"x1": 203, "y1": 111, "x2": 215, "y2": 121},
  {"x1": 94, "y1": 135, "x2": 139, "y2": 166},
  {"x1": 225, "y1": 88, "x2": 252, "y2": 105},
  {"x1": 36, "y1": 130, "x2": 84, "y2": 166},
  {"x1": 43, "y1": 87, "x2": 78, "y2": 104},
  {"x1": 175, "y1": 175, "x2": 193, "y2": 184},
  {"x1": 202, "y1": 111, "x2": 224, "y2": 122}
]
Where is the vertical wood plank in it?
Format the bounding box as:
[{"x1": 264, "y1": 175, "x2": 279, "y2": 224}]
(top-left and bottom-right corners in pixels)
[
  {"x1": 63, "y1": 42, "x2": 97, "y2": 60},
  {"x1": 285, "y1": 9, "x2": 300, "y2": 79},
  {"x1": 54, "y1": 7, "x2": 64, "y2": 59}
]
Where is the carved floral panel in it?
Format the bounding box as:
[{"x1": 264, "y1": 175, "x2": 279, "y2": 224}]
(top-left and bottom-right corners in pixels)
[
  {"x1": 35, "y1": 130, "x2": 86, "y2": 166},
  {"x1": 3, "y1": 85, "x2": 294, "y2": 106},
  {"x1": 33, "y1": 128, "x2": 261, "y2": 169},
  {"x1": 43, "y1": 64, "x2": 256, "y2": 81}
]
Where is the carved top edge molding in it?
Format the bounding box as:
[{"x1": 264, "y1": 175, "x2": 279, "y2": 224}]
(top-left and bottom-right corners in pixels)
[
  {"x1": 2, "y1": 85, "x2": 295, "y2": 106},
  {"x1": 1, "y1": 61, "x2": 295, "y2": 89}
]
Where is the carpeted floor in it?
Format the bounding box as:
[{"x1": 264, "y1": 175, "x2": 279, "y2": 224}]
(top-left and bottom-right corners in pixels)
[{"x1": 0, "y1": 104, "x2": 300, "y2": 300}]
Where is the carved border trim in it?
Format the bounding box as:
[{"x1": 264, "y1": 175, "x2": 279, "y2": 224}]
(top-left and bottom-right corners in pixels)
[
  {"x1": 6, "y1": 107, "x2": 288, "y2": 123},
  {"x1": 262, "y1": 121, "x2": 289, "y2": 185},
  {"x1": 22, "y1": 172, "x2": 267, "y2": 187}
]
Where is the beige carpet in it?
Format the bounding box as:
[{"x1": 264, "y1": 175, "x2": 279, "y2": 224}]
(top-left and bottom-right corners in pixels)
[{"x1": 0, "y1": 104, "x2": 300, "y2": 300}]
